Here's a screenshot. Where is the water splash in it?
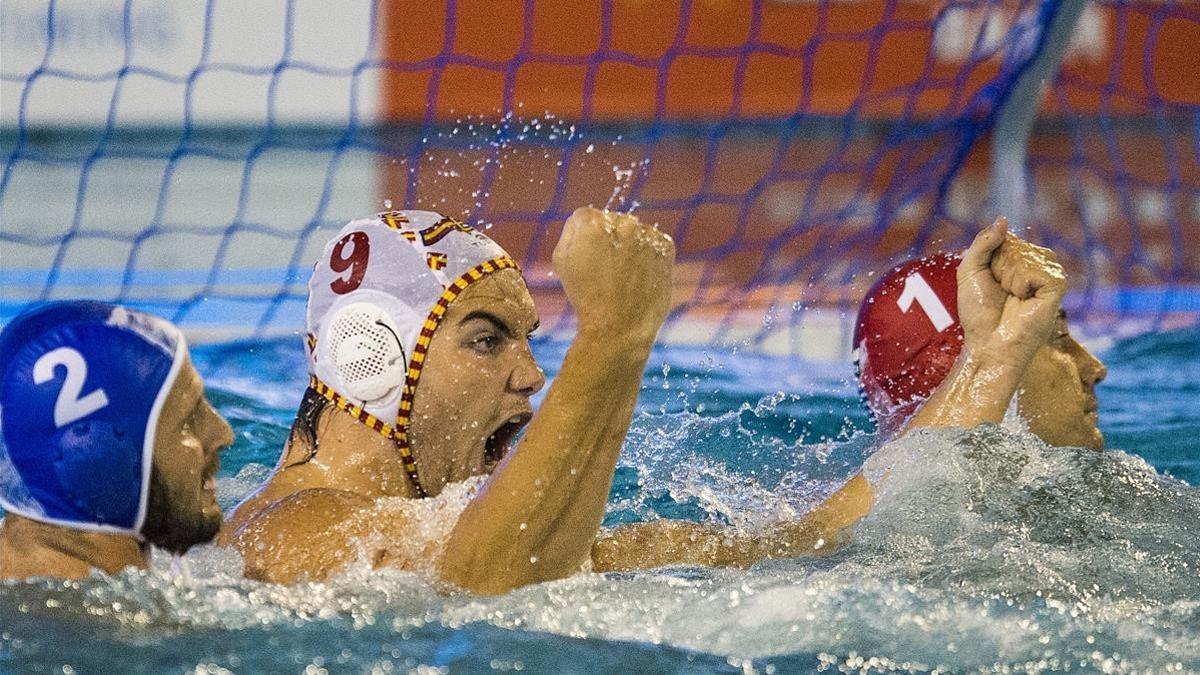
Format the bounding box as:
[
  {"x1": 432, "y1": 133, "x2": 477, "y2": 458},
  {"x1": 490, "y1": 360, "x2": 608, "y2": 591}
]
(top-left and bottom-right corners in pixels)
[
  {"x1": 606, "y1": 158, "x2": 650, "y2": 212},
  {"x1": 2, "y1": 334, "x2": 1198, "y2": 673},
  {"x1": 6, "y1": 419, "x2": 1198, "y2": 672}
]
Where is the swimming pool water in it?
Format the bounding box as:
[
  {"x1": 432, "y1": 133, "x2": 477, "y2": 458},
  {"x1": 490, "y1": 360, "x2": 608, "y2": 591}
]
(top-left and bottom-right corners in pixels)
[{"x1": 1, "y1": 328, "x2": 1198, "y2": 673}]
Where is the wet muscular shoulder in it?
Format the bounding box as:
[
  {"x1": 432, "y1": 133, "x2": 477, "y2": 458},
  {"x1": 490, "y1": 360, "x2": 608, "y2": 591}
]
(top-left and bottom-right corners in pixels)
[{"x1": 230, "y1": 488, "x2": 389, "y2": 584}]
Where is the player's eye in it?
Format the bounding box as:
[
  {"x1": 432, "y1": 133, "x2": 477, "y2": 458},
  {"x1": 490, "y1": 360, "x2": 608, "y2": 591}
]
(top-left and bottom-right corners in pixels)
[
  {"x1": 1053, "y1": 322, "x2": 1070, "y2": 343},
  {"x1": 468, "y1": 333, "x2": 500, "y2": 355}
]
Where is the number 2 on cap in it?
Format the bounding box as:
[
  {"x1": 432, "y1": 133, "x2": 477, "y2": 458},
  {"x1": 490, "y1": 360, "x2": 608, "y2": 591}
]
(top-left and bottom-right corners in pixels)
[
  {"x1": 897, "y1": 272, "x2": 954, "y2": 332},
  {"x1": 33, "y1": 347, "x2": 110, "y2": 428},
  {"x1": 330, "y1": 231, "x2": 370, "y2": 294}
]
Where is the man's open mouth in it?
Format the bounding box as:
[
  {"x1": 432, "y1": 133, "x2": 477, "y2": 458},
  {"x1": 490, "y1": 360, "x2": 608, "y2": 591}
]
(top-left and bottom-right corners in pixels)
[{"x1": 484, "y1": 413, "x2": 532, "y2": 467}]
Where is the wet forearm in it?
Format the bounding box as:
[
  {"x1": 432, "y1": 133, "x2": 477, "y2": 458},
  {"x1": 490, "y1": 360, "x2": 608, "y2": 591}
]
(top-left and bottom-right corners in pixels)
[
  {"x1": 593, "y1": 474, "x2": 872, "y2": 572},
  {"x1": 904, "y1": 350, "x2": 1025, "y2": 432},
  {"x1": 593, "y1": 517, "x2": 837, "y2": 572},
  {"x1": 441, "y1": 330, "x2": 654, "y2": 594}
]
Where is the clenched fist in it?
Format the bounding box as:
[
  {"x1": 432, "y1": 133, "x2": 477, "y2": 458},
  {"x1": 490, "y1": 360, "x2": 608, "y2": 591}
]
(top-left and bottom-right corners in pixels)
[
  {"x1": 958, "y1": 217, "x2": 1067, "y2": 368},
  {"x1": 552, "y1": 207, "x2": 675, "y2": 344}
]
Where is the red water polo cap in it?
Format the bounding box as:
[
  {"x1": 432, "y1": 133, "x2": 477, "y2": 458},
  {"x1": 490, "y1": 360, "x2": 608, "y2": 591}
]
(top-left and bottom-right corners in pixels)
[{"x1": 853, "y1": 252, "x2": 963, "y2": 431}]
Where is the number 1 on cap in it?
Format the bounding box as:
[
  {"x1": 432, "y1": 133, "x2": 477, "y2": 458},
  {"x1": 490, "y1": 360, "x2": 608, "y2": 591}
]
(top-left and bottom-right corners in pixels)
[{"x1": 897, "y1": 272, "x2": 954, "y2": 332}]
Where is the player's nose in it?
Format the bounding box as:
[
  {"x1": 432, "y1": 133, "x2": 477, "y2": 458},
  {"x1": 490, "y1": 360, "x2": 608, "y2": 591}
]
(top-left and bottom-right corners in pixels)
[
  {"x1": 509, "y1": 344, "x2": 546, "y2": 397},
  {"x1": 1074, "y1": 340, "x2": 1107, "y2": 386},
  {"x1": 203, "y1": 402, "x2": 235, "y2": 454}
]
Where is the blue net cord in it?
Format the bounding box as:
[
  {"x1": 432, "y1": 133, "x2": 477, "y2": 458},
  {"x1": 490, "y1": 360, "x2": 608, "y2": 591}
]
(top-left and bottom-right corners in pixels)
[{"x1": 1027, "y1": 1, "x2": 1200, "y2": 332}]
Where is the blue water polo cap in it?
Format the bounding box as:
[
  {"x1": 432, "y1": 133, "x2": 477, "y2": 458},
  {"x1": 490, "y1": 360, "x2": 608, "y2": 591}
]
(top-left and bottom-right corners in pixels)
[{"x1": 0, "y1": 301, "x2": 185, "y2": 535}]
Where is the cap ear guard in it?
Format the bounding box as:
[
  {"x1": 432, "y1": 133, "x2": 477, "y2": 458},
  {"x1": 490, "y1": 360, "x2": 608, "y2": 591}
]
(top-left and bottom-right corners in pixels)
[{"x1": 323, "y1": 302, "x2": 407, "y2": 404}]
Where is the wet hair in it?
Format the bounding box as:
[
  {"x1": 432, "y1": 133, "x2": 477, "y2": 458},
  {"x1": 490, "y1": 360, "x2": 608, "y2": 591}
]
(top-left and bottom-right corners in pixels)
[{"x1": 283, "y1": 386, "x2": 331, "y2": 468}]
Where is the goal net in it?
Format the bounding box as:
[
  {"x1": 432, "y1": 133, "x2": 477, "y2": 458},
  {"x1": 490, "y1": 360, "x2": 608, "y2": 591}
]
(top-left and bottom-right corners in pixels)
[{"x1": 2, "y1": 0, "x2": 1196, "y2": 356}]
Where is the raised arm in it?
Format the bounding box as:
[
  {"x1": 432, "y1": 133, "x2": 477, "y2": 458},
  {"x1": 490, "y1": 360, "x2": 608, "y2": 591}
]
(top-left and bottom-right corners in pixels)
[
  {"x1": 905, "y1": 217, "x2": 1066, "y2": 431},
  {"x1": 440, "y1": 207, "x2": 674, "y2": 594},
  {"x1": 592, "y1": 219, "x2": 1069, "y2": 574}
]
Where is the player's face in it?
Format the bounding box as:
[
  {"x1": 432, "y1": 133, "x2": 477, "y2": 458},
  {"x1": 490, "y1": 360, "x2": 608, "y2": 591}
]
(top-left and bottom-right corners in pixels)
[
  {"x1": 1016, "y1": 312, "x2": 1107, "y2": 450},
  {"x1": 142, "y1": 357, "x2": 233, "y2": 552},
  {"x1": 409, "y1": 269, "x2": 544, "y2": 495}
]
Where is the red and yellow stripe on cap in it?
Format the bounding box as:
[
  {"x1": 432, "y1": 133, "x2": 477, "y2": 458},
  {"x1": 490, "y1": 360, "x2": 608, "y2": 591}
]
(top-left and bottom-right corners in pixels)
[
  {"x1": 309, "y1": 375, "x2": 425, "y2": 498},
  {"x1": 378, "y1": 211, "x2": 410, "y2": 230},
  {"x1": 393, "y1": 256, "x2": 520, "y2": 474},
  {"x1": 418, "y1": 216, "x2": 474, "y2": 246}
]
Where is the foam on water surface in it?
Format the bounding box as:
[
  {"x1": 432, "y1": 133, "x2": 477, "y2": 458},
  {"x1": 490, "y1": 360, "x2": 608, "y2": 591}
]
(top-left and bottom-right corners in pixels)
[{"x1": 1, "y1": 330, "x2": 1198, "y2": 673}]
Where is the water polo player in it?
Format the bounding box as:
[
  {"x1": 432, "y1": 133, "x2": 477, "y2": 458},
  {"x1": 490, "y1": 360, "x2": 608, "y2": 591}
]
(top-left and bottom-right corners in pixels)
[
  {"x1": 0, "y1": 301, "x2": 233, "y2": 580},
  {"x1": 854, "y1": 220, "x2": 1107, "y2": 449},
  {"x1": 222, "y1": 207, "x2": 674, "y2": 594},
  {"x1": 591, "y1": 218, "x2": 1084, "y2": 571}
]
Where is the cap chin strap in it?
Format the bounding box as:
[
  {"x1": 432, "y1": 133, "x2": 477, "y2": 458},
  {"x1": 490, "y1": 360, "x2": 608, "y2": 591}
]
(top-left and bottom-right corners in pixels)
[
  {"x1": 315, "y1": 301, "x2": 426, "y2": 497},
  {"x1": 309, "y1": 376, "x2": 427, "y2": 499}
]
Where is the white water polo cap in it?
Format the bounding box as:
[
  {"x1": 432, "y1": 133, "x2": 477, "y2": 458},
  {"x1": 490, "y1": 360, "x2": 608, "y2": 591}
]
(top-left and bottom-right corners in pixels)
[{"x1": 306, "y1": 210, "x2": 519, "y2": 496}]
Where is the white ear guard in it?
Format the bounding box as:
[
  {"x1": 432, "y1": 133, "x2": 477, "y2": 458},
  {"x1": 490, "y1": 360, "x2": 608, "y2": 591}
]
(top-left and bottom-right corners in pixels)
[{"x1": 323, "y1": 302, "x2": 406, "y2": 404}]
